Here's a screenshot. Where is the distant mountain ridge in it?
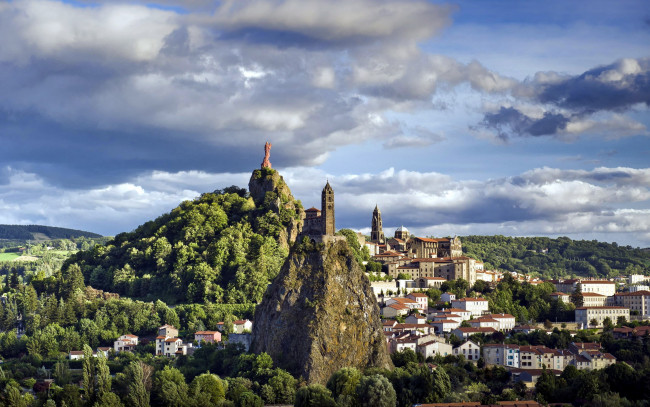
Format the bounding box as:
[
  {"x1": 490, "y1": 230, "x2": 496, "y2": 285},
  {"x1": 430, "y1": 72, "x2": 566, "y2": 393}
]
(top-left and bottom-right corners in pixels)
[{"x1": 0, "y1": 224, "x2": 102, "y2": 240}]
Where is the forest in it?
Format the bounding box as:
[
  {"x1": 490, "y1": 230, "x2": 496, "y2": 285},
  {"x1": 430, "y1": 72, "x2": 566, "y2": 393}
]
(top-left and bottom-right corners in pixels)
[
  {"x1": 0, "y1": 225, "x2": 102, "y2": 242},
  {"x1": 462, "y1": 235, "x2": 650, "y2": 279}
]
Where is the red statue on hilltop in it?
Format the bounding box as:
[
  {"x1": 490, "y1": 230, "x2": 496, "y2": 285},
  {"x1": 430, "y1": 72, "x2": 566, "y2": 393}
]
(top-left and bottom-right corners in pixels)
[{"x1": 261, "y1": 141, "x2": 272, "y2": 169}]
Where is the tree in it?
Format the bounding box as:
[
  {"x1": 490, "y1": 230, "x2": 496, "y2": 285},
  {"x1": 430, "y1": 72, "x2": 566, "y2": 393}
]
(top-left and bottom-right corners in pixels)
[
  {"x1": 602, "y1": 317, "x2": 614, "y2": 331},
  {"x1": 589, "y1": 318, "x2": 599, "y2": 329},
  {"x1": 327, "y1": 367, "x2": 362, "y2": 402},
  {"x1": 616, "y1": 316, "x2": 627, "y2": 326},
  {"x1": 570, "y1": 285, "x2": 584, "y2": 308},
  {"x1": 294, "y1": 384, "x2": 336, "y2": 407},
  {"x1": 356, "y1": 374, "x2": 396, "y2": 407},
  {"x1": 391, "y1": 348, "x2": 417, "y2": 367},
  {"x1": 189, "y1": 373, "x2": 226, "y2": 406},
  {"x1": 94, "y1": 392, "x2": 124, "y2": 407},
  {"x1": 153, "y1": 366, "x2": 188, "y2": 407},
  {"x1": 125, "y1": 361, "x2": 151, "y2": 407},
  {"x1": 82, "y1": 344, "x2": 96, "y2": 403},
  {"x1": 268, "y1": 369, "x2": 296, "y2": 404}
]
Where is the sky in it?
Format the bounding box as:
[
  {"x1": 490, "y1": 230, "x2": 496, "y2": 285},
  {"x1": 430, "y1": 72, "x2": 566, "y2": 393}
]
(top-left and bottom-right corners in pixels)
[{"x1": 1, "y1": 0, "x2": 649, "y2": 247}]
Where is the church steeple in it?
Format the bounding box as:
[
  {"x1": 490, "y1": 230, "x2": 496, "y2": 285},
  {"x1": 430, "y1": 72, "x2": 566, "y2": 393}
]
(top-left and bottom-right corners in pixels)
[
  {"x1": 371, "y1": 205, "x2": 385, "y2": 244},
  {"x1": 321, "y1": 181, "x2": 335, "y2": 235}
]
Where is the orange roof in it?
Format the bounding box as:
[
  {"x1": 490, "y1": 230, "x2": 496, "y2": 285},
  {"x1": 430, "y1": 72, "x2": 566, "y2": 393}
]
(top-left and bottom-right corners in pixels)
[
  {"x1": 165, "y1": 337, "x2": 181, "y2": 343},
  {"x1": 408, "y1": 293, "x2": 428, "y2": 298},
  {"x1": 576, "y1": 306, "x2": 627, "y2": 310},
  {"x1": 453, "y1": 297, "x2": 488, "y2": 302},
  {"x1": 305, "y1": 207, "x2": 320, "y2": 212},
  {"x1": 432, "y1": 319, "x2": 458, "y2": 324},
  {"x1": 388, "y1": 304, "x2": 409, "y2": 310},
  {"x1": 195, "y1": 331, "x2": 219, "y2": 335}
]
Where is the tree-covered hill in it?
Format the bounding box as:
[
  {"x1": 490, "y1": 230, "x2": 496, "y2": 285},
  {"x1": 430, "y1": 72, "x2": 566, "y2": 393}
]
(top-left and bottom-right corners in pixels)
[
  {"x1": 62, "y1": 170, "x2": 303, "y2": 305},
  {"x1": 462, "y1": 235, "x2": 650, "y2": 279},
  {"x1": 0, "y1": 224, "x2": 102, "y2": 241}
]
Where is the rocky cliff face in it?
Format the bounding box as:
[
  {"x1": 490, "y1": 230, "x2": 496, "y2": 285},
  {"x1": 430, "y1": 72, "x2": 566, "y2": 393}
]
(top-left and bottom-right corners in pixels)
[
  {"x1": 251, "y1": 239, "x2": 393, "y2": 384},
  {"x1": 249, "y1": 168, "x2": 304, "y2": 250}
]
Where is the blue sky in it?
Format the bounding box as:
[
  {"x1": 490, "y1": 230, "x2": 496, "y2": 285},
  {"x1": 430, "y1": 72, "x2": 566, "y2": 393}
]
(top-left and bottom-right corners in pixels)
[{"x1": 0, "y1": 0, "x2": 649, "y2": 247}]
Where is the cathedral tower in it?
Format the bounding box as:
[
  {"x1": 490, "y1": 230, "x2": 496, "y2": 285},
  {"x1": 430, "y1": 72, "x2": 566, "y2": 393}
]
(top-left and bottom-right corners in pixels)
[
  {"x1": 371, "y1": 205, "x2": 385, "y2": 244},
  {"x1": 321, "y1": 181, "x2": 335, "y2": 235}
]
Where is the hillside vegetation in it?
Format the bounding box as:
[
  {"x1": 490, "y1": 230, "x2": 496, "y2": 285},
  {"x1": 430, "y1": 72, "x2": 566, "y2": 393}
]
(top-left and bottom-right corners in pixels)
[
  {"x1": 0, "y1": 224, "x2": 102, "y2": 241},
  {"x1": 462, "y1": 235, "x2": 650, "y2": 279},
  {"x1": 63, "y1": 181, "x2": 302, "y2": 305}
]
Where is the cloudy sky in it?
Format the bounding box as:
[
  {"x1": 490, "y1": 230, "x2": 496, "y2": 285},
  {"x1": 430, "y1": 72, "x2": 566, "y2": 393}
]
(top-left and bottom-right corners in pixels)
[{"x1": 1, "y1": 0, "x2": 649, "y2": 247}]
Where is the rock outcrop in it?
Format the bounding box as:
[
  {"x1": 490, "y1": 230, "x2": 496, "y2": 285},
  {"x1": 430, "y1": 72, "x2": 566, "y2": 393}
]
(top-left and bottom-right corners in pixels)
[
  {"x1": 249, "y1": 168, "x2": 304, "y2": 250},
  {"x1": 251, "y1": 239, "x2": 393, "y2": 384}
]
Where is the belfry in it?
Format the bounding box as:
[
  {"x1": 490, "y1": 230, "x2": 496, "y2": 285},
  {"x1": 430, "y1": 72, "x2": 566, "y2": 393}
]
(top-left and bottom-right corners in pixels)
[{"x1": 371, "y1": 205, "x2": 385, "y2": 244}]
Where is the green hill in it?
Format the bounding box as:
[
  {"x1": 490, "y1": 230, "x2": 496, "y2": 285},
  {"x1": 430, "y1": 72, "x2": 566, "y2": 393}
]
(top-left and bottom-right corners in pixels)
[
  {"x1": 0, "y1": 224, "x2": 102, "y2": 241},
  {"x1": 462, "y1": 235, "x2": 650, "y2": 279},
  {"x1": 63, "y1": 169, "x2": 304, "y2": 305}
]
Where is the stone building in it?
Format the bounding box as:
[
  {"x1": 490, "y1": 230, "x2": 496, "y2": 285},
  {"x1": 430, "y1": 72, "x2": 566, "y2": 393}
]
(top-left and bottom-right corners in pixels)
[
  {"x1": 394, "y1": 226, "x2": 410, "y2": 240},
  {"x1": 300, "y1": 182, "x2": 344, "y2": 243},
  {"x1": 407, "y1": 236, "x2": 463, "y2": 258},
  {"x1": 321, "y1": 181, "x2": 335, "y2": 235},
  {"x1": 371, "y1": 205, "x2": 385, "y2": 244}
]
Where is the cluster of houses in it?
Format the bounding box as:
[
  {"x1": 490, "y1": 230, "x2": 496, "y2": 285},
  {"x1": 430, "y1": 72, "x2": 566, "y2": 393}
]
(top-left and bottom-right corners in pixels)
[
  {"x1": 483, "y1": 342, "x2": 616, "y2": 372},
  {"x1": 69, "y1": 319, "x2": 253, "y2": 360}
]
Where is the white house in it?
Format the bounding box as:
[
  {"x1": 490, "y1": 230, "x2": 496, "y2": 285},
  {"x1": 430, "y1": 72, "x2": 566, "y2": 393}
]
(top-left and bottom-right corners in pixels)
[
  {"x1": 417, "y1": 340, "x2": 453, "y2": 359},
  {"x1": 579, "y1": 280, "x2": 616, "y2": 297},
  {"x1": 405, "y1": 314, "x2": 427, "y2": 325},
  {"x1": 440, "y1": 292, "x2": 456, "y2": 303},
  {"x1": 430, "y1": 319, "x2": 460, "y2": 334},
  {"x1": 483, "y1": 343, "x2": 520, "y2": 368},
  {"x1": 383, "y1": 303, "x2": 409, "y2": 318},
  {"x1": 486, "y1": 314, "x2": 516, "y2": 331},
  {"x1": 453, "y1": 340, "x2": 481, "y2": 362},
  {"x1": 233, "y1": 319, "x2": 253, "y2": 333},
  {"x1": 450, "y1": 327, "x2": 497, "y2": 340},
  {"x1": 451, "y1": 297, "x2": 489, "y2": 317},
  {"x1": 469, "y1": 317, "x2": 500, "y2": 330},
  {"x1": 114, "y1": 334, "x2": 138, "y2": 353},
  {"x1": 406, "y1": 293, "x2": 429, "y2": 311}
]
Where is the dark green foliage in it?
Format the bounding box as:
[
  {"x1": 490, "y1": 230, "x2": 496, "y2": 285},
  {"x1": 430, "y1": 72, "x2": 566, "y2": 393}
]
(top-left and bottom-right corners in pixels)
[
  {"x1": 294, "y1": 384, "x2": 336, "y2": 407},
  {"x1": 63, "y1": 189, "x2": 293, "y2": 304},
  {"x1": 356, "y1": 374, "x2": 396, "y2": 407},
  {"x1": 0, "y1": 224, "x2": 102, "y2": 240},
  {"x1": 327, "y1": 367, "x2": 362, "y2": 402},
  {"x1": 390, "y1": 349, "x2": 417, "y2": 368},
  {"x1": 335, "y1": 229, "x2": 370, "y2": 267},
  {"x1": 462, "y1": 235, "x2": 650, "y2": 278}
]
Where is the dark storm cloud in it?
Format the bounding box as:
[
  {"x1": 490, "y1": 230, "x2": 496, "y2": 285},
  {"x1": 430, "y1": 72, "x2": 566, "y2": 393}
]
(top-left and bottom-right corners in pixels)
[
  {"x1": 478, "y1": 107, "x2": 569, "y2": 140},
  {"x1": 477, "y1": 58, "x2": 650, "y2": 139},
  {"x1": 537, "y1": 59, "x2": 650, "y2": 111}
]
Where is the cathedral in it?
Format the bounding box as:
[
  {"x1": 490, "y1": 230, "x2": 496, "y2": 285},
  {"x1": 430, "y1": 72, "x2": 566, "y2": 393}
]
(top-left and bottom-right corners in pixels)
[{"x1": 369, "y1": 205, "x2": 476, "y2": 285}]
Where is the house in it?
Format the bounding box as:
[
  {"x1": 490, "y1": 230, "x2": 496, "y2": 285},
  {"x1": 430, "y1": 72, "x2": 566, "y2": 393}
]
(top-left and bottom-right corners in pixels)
[
  {"x1": 96, "y1": 347, "x2": 111, "y2": 358},
  {"x1": 388, "y1": 335, "x2": 417, "y2": 353},
  {"x1": 385, "y1": 297, "x2": 420, "y2": 310},
  {"x1": 451, "y1": 297, "x2": 489, "y2": 317},
  {"x1": 195, "y1": 331, "x2": 222, "y2": 344},
  {"x1": 450, "y1": 327, "x2": 497, "y2": 339},
  {"x1": 383, "y1": 320, "x2": 399, "y2": 332},
  {"x1": 440, "y1": 292, "x2": 456, "y2": 303},
  {"x1": 611, "y1": 290, "x2": 650, "y2": 317},
  {"x1": 417, "y1": 340, "x2": 453, "y2": 359},
  {"x1": 453, "y1": 340, "x2": 481, "y2": 362},
  {"x1": 406, "y1": 292, "x2": 429, "y2": 311},
  {"x1": 393, "y1": 323, "x2": 431, "y2": 336},
  {"x1": 69, "y1": 350, "x2": 85, "y2": 360},
  {"x1": 114, "y1": 334, "x2": 138, "y2": 353},
  {"x1": 158, "y1": 324, "x2": 178, "y2": 338},
  {"x1": 575, "y1": 306, "x2": 629, "y2": 329},
  {"x1": 579, "y1": 280, "x2": 616, "y2": 297},
  {"x1": 487, "y1": 314, "x2": 516, "y2": 331},
  {"x1": 416, "y1": 277, "x2": 447, "y2": 289},
  {"x1": 405, "y1": 314, "x2": 427, "y2": 325},
  {"x1": 482, "y1": 343, "x2": 520, "y2": 368},
  {"x1": 469, "y1": 317, "x2": 500, "y2": 330},
  {"x1": 581, "y1": 292, "x2": 607, "y2": 307},
  {"x1": 382, "y1": 303, "x2": 409, "y2": 318},
  {"x1": 162, "y1": 337, "x2": 192, "y2": 357},
  {"x1": 432, "y1": 313, "x2": 463, "y2": 324},
  {"x1": 430, "y1": 319, "x2": 460, "y2": 334},
  {"x1": 233, "y1": 319, "x2": 253, "y2": 333},
  {"x1": 511, "y1": 368, "x2": 562, "y2": 387},
  {"x1": 432, "y1": 308, "x2": 472, "y2": 321}
]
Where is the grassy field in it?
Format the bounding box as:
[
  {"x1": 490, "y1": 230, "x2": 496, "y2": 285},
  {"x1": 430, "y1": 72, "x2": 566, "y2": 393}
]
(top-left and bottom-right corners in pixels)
[{"x1": 0, "y1": 252, "x2": 20, "y2": 261}]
